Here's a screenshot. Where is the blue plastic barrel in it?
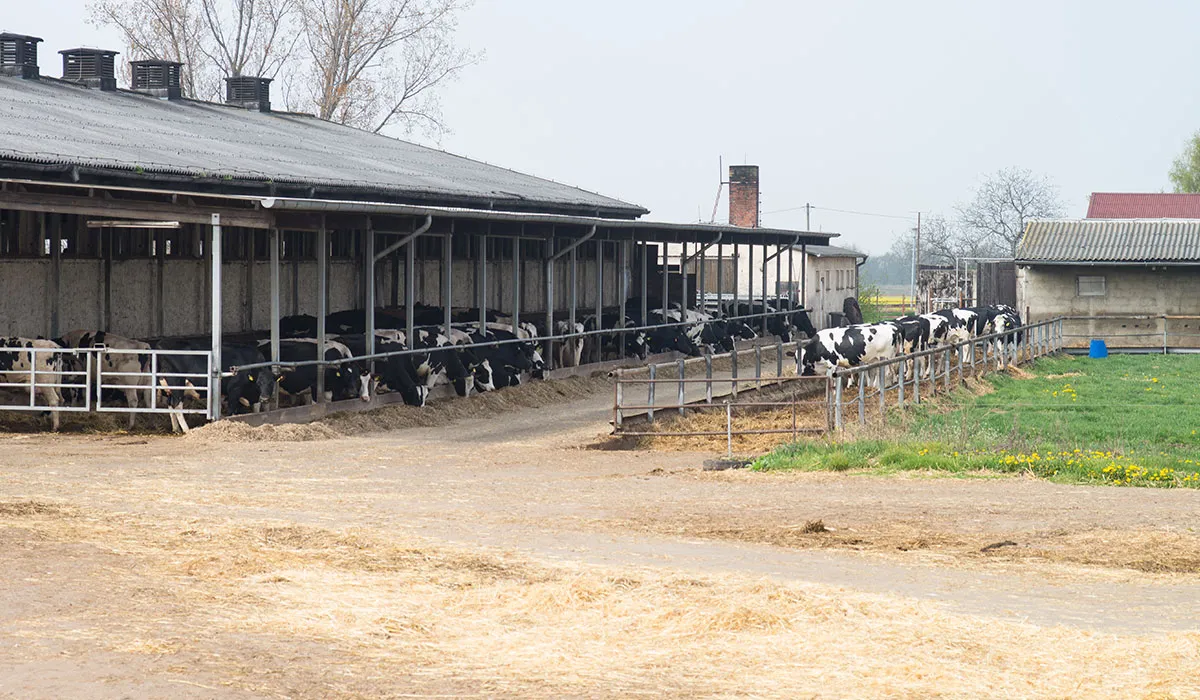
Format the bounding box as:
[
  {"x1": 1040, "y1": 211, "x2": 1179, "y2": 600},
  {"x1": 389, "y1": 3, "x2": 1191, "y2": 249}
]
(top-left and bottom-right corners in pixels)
[{"x1": 1089, "y1": 339, "x2": 1108, "y2": 359}]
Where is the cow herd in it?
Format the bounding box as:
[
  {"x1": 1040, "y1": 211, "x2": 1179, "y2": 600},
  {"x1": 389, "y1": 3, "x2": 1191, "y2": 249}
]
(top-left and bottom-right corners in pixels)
[
  {"x1": 793, "y1": 304, "x2": 1025, "y2": 383},
  {"x1": 0, "y1": 300, "x2": 1024, "y2": 432}
]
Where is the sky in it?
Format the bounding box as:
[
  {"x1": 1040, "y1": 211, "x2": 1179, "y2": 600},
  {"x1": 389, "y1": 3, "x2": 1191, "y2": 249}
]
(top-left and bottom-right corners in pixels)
[{"x1": 14, "y1": 0, "x2": 1200, "y2": 253}]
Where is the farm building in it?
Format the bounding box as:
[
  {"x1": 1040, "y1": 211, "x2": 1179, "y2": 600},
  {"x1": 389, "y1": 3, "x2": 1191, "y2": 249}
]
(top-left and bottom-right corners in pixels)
[
  {"x1": 1016, "y1": 218, "x2": 1200, "y2": 349},
  {"x1": 795, "y1": 245, "x2": 866, "y2": 328},
  {"x1": 0, "y1": 33, "x2": 833, "y2": 420}
]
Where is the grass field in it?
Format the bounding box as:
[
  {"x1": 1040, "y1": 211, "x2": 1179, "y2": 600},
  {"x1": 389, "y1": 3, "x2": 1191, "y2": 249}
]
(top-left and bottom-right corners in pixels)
[{"x1": 755, "y1": 354, "x2": 1200, "y2": 487}]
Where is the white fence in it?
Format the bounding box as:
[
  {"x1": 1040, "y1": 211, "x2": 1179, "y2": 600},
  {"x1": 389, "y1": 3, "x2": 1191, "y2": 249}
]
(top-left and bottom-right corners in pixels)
[{"x1": 0, "y1": 346, "x2": 216, "y2": 423}]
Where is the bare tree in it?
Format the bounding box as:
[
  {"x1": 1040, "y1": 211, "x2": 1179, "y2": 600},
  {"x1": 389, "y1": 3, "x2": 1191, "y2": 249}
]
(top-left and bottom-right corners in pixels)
[
  {"x1": 957, "y1": 167, "x2": 1065, "y2": 256},
  {"x1": 298, "y1": 0, "x2": 479, "y2": 135},
  {"x1": 197, "y1": 0, "x2": 302, "y2": 79},
  {"x1": 93, "y1": 0, "x2": 479, "y2": 136},
  {"x1": 917, "y1": 215, "x2": 1005, "y2": 267}
]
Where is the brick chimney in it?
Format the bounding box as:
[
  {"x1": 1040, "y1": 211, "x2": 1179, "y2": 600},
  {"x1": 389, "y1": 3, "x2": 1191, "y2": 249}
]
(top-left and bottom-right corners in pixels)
[{"x1": 728, "y1": 165, "x2": 759, "y2": 228}]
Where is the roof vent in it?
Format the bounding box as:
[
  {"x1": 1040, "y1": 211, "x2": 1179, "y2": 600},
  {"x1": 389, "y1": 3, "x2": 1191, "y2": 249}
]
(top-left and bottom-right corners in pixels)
[
  {"x1": 0, "y1": 32, "x2": 43, "y2": 79},
  {"x1": 131, "y1": 59, "x2": 183, "y2": 99},
  {"x1": 60, "y1": 48, "x2": 119, "y2": 90},
  {"x1": 225, "y1": 75, "x2": 271, "y2": 112}
]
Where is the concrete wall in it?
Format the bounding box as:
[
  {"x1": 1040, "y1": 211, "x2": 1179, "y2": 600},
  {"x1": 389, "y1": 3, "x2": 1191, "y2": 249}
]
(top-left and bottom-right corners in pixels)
[
  {"x1": 1017, "y1": 264, "x2": 1200, "y2": 348},
  {"x1": 0, "y1": 252, "x2": 632, "y2": 340}
]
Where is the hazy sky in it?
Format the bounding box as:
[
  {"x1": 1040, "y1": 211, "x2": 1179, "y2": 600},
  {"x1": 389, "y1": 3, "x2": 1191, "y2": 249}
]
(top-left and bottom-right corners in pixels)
[{"x1": 14, "y1": 1, "x2": 1200, "y2": 253}]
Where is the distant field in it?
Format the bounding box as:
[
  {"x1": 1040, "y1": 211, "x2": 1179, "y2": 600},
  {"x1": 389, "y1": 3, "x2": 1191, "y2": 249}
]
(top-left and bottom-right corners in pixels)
[{"x1": 757, "y1": 354, "x2": 1200, "y2": 488}]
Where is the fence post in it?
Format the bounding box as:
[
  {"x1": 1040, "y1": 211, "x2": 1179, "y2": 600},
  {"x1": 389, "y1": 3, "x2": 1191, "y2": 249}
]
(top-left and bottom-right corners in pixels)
[
  {"x1": 776, "y1": 339, "x2": 784, "y2": 378},
  {"x1": 944, "y1": 348, "x2": 951, "y2": 392},
  {"x1": 731, "y1": 346, "x2": 739, "y2": 398},
  {"x1": 150, "y1": 352, "x2": 159, "y2": 409},
  {"x1": 677, "y1": 358, "x2": 686, "y2": 416},
  {"x1": 957, "y1": 341, "x2": 964, "y2": 384},
  {"x1": 614, "y1": 375, "x2": 623, "y2": 429},
  {"x1": 834, "y1": 374, "x2": 844, "y2": 430},
  {"x1": 791, "y1": 390, "x2": 798, "y2": 440},
  {"x1": 857, "y1": 373, "x2": 865, "y2": 425},
  {"x1": 1163, "y1": 316, "x2": 1169, "y2": 355},
  {"x1": 647, "y1": 364, "x2": 656, "y2": 422},
  {"x1": 898, "y1": 360, "x2": 906, "y2": 409},
  {"x1": 878, "y1": 365, "x2": 886, "y2": 415},
  {"x1": 705, "y1": 353, "x2": 713, "y2": 404},
  {"x1": 754, "y1": 345, "x2": 762, "y2": 389},
  {"x1": 912, "y1": 356, "x2": 920, "y2": 405},
  {"x1": 725, "y1": 400, "x2": 733, "y2": 457}
]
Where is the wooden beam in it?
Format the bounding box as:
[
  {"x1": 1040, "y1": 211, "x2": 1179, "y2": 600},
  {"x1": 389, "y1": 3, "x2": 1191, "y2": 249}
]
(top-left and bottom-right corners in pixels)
[{"x1": 0, "y1": 191, "x2": 271, "y2": 229}]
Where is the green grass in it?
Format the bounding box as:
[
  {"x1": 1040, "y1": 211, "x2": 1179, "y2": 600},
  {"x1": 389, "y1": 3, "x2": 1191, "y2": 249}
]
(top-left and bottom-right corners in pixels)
[{"x1": 754, "y1": 354, "x2": 1200, "y2": 488}]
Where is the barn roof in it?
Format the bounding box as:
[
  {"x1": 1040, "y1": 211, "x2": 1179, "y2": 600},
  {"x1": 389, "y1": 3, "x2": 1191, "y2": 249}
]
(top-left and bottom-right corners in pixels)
[
  {"x1": 1086, "y1": 192, "x2": 1200, "y2": 219},
  {"x1": 0, "y1": 74, "x2": 647, "y2": 218},
  {"x1": 1017, "y1": 219, "x2": 1200, "y2": 264},
  {"x1": 800, "y1": 244, "x2": 867, "y2": 259}
]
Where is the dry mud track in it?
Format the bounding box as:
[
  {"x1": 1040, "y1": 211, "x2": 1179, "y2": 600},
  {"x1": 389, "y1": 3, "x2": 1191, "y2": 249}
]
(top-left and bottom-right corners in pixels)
[{"x1": 0, "y1": 389, "x2": 1198, "y2": 697}]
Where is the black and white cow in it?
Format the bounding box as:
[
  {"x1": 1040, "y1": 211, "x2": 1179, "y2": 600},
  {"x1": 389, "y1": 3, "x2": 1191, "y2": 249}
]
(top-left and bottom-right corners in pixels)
[
  {"x1": 0, "y1": 337, "x2": 63, "y2": 430},
  {"x1": 793, "y1": 323, "x2": 904, "y2": 387},
  {"x1": 154, "y1": 340, "x2": 277, "y2": 433},
  {"x1": 408, "y1": 328, "x2": 476, "y2": 397},
  {"x1": 722, "y1": 301, "x2": 794, "y2": 341},
  {"x1": 334, "y1": 333, "x2": 428, "y2": 407},
  {"x1": 259, "y1": 338, "x2": 365, "y2": 405},
  {"x1": 59, "y1": 330, "x2": 152, "y2": 428},
  {"x1": 582, "y1": 314, "x2": 649, "y2": 361},
  {"x1": 553, "y1": 320, "x2": 586, "y2": 368}
]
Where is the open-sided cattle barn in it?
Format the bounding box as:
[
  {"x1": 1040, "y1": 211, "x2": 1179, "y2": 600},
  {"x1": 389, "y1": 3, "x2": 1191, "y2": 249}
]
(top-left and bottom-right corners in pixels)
[{"x1": 0, "y1": 32, "x2": 834, "y2": 422}]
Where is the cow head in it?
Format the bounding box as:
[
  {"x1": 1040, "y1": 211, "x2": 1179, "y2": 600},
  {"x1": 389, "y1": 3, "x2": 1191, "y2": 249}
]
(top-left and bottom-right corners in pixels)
[
  {"x1": 790, "y1": 310, "x2": 817, "y2": 339},
  {"x1": 473, "y1": 358, "x2": 496, "y2": 393}
]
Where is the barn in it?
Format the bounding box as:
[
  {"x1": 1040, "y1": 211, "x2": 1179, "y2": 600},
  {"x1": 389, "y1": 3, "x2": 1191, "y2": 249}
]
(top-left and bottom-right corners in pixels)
[
  {"x1": 1016, "y1": 215, "x2": 1200, "y2": 350},
  {"x1": 0, "y1": 33, "x2": 833, "y2": 421}
]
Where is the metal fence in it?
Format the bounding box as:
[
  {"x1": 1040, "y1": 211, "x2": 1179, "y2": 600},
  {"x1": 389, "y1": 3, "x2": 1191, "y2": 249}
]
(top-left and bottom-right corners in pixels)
[
  {"x1": 1059, "y1": 315, "x2": 1200, "y2": 354},
  {"x1": 613, "y1": 318, "x2": 1066, "y2": 443},
  {"x1": 0, "y1": 346, "x2": 216, "y2": 423}
]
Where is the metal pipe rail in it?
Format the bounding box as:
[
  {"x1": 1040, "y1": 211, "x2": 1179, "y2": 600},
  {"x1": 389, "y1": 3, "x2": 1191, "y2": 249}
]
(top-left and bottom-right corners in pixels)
[{"x1": 229, "y1": 308, "x2": 811, "y2": 373}]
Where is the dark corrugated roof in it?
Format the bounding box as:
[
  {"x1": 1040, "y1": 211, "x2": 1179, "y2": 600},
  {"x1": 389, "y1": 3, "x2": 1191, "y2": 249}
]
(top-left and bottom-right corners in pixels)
[
  {"x1": 1017, "y1": 219, "x2": 1200, "y2": 262},
  {"x1": 0, "y1": 75, "x2": 646, "y2": 217},
  {"x1": 1087, "y1": 192, "x2": 1200, "y2": 219},
  {"x1": 800, "y1": 244, "x2": 866, "y2": 259}
]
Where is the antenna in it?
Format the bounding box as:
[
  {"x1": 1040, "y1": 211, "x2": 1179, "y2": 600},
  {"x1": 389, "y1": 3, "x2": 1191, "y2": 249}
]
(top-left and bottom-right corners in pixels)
[{"x1": 709, "y1": 155, "x2": 728, "y2": 224}]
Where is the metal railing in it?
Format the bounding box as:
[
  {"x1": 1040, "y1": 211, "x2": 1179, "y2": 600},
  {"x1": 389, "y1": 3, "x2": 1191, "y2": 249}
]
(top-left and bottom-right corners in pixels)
[
  {"x1": 1059, "y1": 314, "x2": 1200, "y2": 354},
  {"x1": 613, "y1": 318, "x2": 1066, "y2": 444},
  {"x1": 828, "y1": 318, "x2": 1064, "y2": 429},
  {"x1": 0, "y1": 346, "x2": 217, "y2": 423}
]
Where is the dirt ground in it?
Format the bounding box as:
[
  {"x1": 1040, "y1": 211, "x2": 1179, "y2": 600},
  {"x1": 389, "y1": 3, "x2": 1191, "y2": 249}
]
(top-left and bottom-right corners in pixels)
[{"x1": 1, "y1": 381, "x2": 1199, "y2": 698}]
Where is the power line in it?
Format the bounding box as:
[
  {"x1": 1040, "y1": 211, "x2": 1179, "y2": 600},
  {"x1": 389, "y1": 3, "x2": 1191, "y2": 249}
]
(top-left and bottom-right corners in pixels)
[{"x1": 762, "y1": 204, "x2": 917, "y2": 221}]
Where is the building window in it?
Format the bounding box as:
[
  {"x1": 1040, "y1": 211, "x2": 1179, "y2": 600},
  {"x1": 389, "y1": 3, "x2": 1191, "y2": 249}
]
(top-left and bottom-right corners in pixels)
[{"x1": 1076, "y1": 275, "x2": 1106, "y2": 297}]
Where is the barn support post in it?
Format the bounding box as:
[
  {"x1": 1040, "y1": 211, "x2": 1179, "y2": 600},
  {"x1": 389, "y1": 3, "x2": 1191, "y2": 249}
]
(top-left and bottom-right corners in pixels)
[
  {"x1": 511, "y1": 234, "x2": 521, "y2": 333},
  {"x1": 639, "y1": 241, "x2": 648, "y2": 325},
  {"x1": 316, "y1": 218, "x2": 328, "y2": 403},
  {"x1": 405, "y1": 232, "x2": 415, "y2": 349},
  {"x1": 210, "y1": 213, "x2": 223, "y2": 420},
  {"x1": 747, "y1": 245, "x2": 754, "y2": 320},
  {"x1": 390, "y1": 246, "x2": 400, "y2": 307},
  {"x1": 660, "y1": 241, "x2": 668, "y2": 317},
  {"x1": 290, "y1": 233, "x2": 299, "y2": 316},
  {"x1": 569, "y1": 243, "x2": 577, "y2": 333},
  {"x1": 617, "y1": 240, "x2": 628, "y2": 359},
  {"x1": 154, "y1": 224, "x2": 165, "y2": 337},
  {"x1": 545, "y1": 225, "x2": 596, "y2": 368},
  {"x1": 245, "y1": 229, "x2": 255, "y2": 331},
  {"x1": 364, "y1": 219, "x2": 376, "y2": 364},
  {"x1": 787, "y1": 244, "x2": 794, "y2": 310},
  {"x1": 103, "y1": 226, "x2": 112, "y2": 332},
  {"x1": 472, "y1": 228, "x2": 482, "y2": 328},
  {"x1": 760, "y1": 243, "x2": 768, "y2": 337},
  {"x1": 48, "y1": 214, "x2": 61, "y2": 338},
  {"x1": 800, "y1": 244, "x2": 807, "y2": 309},
  {"x1": 698, "y1": 241, "x2": 707, "y2": 312},
  {"x1": 680, "y1": 242, "x2": 688, "y2": 313},
  {"x1": 595, "y1": 239, "x2": 603, "y2": 363},
  {"x1": 775, "y1": 245, "x2": 782, "y2": 312},
  {"x1": 442, "y1": 224, "x2": 454, "y2": 338},
  {"x1": 269, "y1": 226, "x2": 281, "y2": 379},
  {"x1": 731, "y1": 244, "x2": 739, "y2": 318},
  {"x1": 716, "y1": 244, "x2": 724, "y2": 312}
]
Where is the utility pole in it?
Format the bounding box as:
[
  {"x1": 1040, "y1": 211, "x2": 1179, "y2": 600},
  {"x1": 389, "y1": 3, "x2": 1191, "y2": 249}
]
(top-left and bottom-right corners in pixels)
[
  {"x1": 913, "y1": 211, "x2": 922, "y2": 314},
  {"x1": 805, "y1": 203, "x2": 811, "y2": 231}
]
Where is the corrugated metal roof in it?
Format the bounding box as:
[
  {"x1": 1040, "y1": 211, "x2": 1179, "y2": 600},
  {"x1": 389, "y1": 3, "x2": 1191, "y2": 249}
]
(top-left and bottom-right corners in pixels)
[
  {"x1": 0, "y1": 75, "x2": 646, "y2": 217},
  {"x1": 1086, "y1": 192, "x2": 1200, "y2": 219},
  {"x1": 795, "y1": 243, "x2": 866, "y2": 259},
  {"x1": 1017, "y1": 219, "x2": 1200, "y2": 262}
]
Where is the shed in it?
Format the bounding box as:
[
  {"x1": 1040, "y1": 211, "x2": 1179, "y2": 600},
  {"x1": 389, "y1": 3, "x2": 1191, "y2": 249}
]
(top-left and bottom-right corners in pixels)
[
  {"x1": 1016, "y1": 218, "x2": 1200, "y2": 349},
  {"x1": 797, "y1": 245, "x2": 866, "y2": 329}
]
